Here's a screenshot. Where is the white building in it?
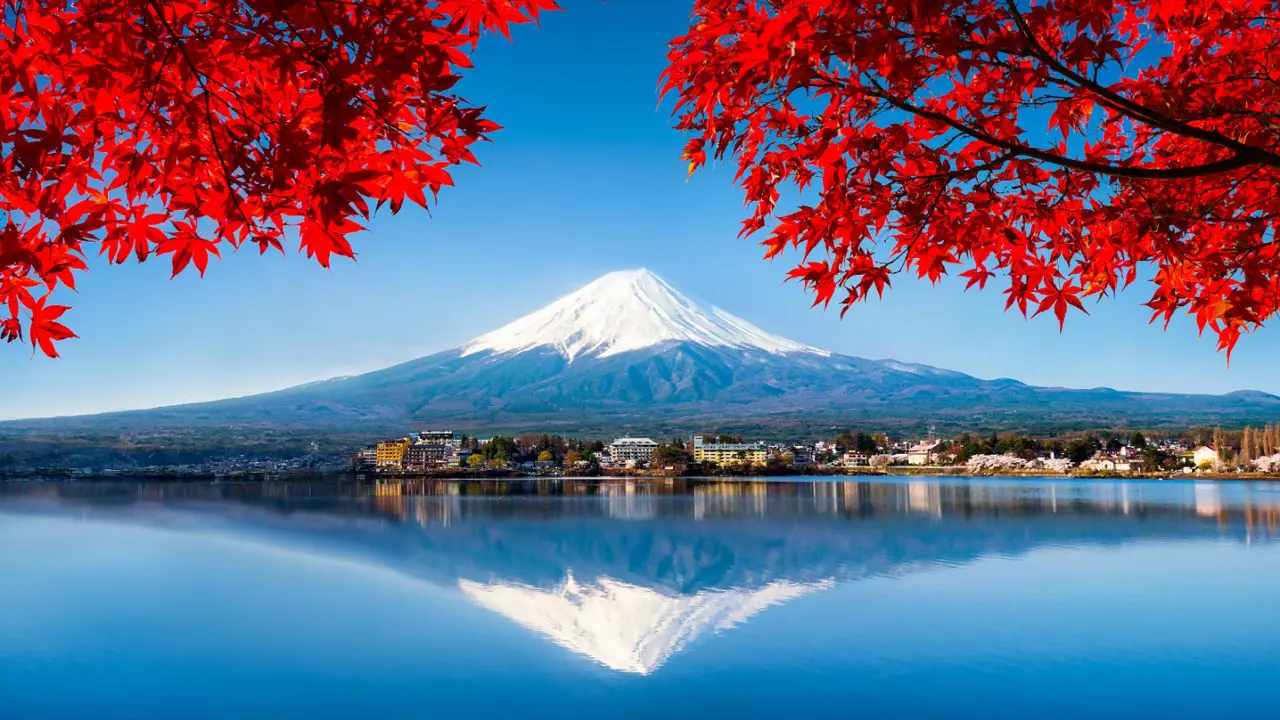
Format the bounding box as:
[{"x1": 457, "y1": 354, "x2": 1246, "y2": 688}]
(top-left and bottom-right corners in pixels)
[
  {"x1": 417, "y1": 429, "x2": 457, "y2": 447},
  {"x1": 446, "y1": 448, "x2": 472, "y2": 467},
  {"x1": 1082, "y1": 453, "x2": 1136, "y2": 473},
  {"x1": 609, "y1": 437, "x2": 659, "y2": 464},
  {"x1": 907, "y1": 440, "x2": 942, "y2": 466},
  {"x1": 1192, "y1": 445, "x2": 1219, "y2": 468},
  {"x1": 841, "y1": 451, "x2": 868, "y2": 467}
]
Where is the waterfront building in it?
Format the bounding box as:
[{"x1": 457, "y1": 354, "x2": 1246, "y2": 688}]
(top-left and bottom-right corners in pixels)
[
  {"x1": 1082, "y1": 453, "x2": 1136, "y2": 473},
  {"x1": 1193, "y1": 445, "x2": 1219, "y2": 468},
  {"x1": 403, "y1": 444, "x2": 450, "y2": 471},
  {"x1": 790, "y1": 446, "x2": 814, "y2": 467},
  {"x1": 375, "y1": 439, "x2": 412, "y2": 469},
  {"x1": 907, "y1": 440, "x2": 943, "y2": 466},
  {"x1": 693, "y1": 435, "x2": 769, "y2": 466},
  {"x1": 350, "y1": 447, "x2": 377, "y2": 471},
  {"x1": 841, "y1": 451, "x2": 869, "y2": 467},
  {"x1": 608, "y1": 438, "x2": 659, "y2": 464},
  {"x1": 417, "y1": 430, "x2": 457, "y2": 447}
]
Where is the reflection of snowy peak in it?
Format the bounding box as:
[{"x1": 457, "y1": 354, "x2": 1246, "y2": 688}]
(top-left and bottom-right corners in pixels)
[
  {"x1": 459, "y1": 573, "x2": 831, "y2": 674},
  {"x1": 462, "y1": 269, "x2": 828, "y2": 362}
]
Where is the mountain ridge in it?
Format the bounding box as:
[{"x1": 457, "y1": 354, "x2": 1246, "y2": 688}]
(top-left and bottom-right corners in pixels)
[{"x1": 5, "y1": 268, "x2": 1279, "y2": 432}]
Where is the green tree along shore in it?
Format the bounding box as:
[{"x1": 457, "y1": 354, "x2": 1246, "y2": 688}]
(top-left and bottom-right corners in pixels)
[{"x1": 6, "y1": 424, "x2": 1280, "y2": 478}]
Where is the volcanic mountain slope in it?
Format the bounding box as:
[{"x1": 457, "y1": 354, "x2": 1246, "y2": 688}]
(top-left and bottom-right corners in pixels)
[{"x1": 11, "y1": 268, "x2": 1280, "y2": 432}]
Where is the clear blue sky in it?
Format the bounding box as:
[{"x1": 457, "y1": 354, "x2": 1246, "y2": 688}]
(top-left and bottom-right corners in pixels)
[{"x1": 4, "y1": 0, "x2": 1278, "y2": 421}]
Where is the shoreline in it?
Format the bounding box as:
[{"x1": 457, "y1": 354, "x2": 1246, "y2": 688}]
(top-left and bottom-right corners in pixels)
[{"x1": 3, "y1": 468, "x2": 1279, "y2": 483}]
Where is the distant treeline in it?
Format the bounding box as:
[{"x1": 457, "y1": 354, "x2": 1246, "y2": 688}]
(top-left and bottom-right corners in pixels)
[{"x1": 5, "y1": 423, "x2": 1278, "y2": 473}]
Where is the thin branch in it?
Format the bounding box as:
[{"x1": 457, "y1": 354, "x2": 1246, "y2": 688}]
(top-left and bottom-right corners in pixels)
[
  {"x1": 1002, "y1": 0, "x2": 1280, "y2": 170},
  {"x1": 860, "y1": 76, "x2": 1257, "y2": 180},
  {"x1": 147, "y1": 0, "x2": 257, "y2": 236}
]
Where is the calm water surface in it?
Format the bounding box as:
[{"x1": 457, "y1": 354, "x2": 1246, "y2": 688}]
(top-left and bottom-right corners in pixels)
[{"x1": 2, "y1": 477, "x2": 1278, "y2": 719}]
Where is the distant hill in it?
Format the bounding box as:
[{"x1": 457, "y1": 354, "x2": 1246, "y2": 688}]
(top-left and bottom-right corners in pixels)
[{"x1": 7, "y1": 269, "x2": 1280, "y2": 435}]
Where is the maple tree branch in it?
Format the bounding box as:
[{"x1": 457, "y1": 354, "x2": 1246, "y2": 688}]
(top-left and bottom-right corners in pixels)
[
  {"x1": 125, "y1": 41, "x2": 176, "y2": 191},
  {"x1": 885, "y1": 179, "x2": 950, "y2": 273},
  {"x1": 909, "y1": 152, "x2": 1018, "y2": 181},
  {"x1": 147, "y1": 1, "x2": 257, "y2": 236},
  {"x1": 861, "y1": 76, "x2": 1257, "y2": 180},
  {"x1": 1002, "y1": 0, "x2": 1280, "y2": 170},
  {"x1": 267, "y1": 0, "x2": 410, "y2": 143},
  {"x1": 312, "y1": 0, "x2": 347, "y2": 50}
]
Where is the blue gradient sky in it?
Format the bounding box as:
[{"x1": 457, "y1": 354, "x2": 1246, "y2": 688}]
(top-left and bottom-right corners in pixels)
[{"x1": 4, "y1": 0, "x2": 1278, "y2": 421}]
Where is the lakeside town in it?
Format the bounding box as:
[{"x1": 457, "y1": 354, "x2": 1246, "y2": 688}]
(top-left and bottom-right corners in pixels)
[
  {"x1": 11, "y1": 424, "x2": 1280, "y2": 481},
  {"x1": 346, "y1": 425, "x2": 1280, "y2": 479}
]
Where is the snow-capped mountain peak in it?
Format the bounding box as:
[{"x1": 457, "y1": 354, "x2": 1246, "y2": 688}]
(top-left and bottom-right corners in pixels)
[{"x1": 462, "y1": 268, "x2": 829, "y2": 362}]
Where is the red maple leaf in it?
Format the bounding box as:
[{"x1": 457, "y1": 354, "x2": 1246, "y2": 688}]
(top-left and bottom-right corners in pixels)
[
  {"x1": 664, "y1": 0, "x2": 1280, "y2": 357},
  {"x1": 26, "y1": 297, "x2": 77, "y2": 359},
  {"x1": 1, "y1": 0, "x2": 560, "y2": 357}
]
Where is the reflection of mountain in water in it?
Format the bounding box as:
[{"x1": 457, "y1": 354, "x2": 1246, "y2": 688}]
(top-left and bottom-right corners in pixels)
[
  {"x1": 2, "y1": 478, "x2": 1278, "y2": 673},
  {"x1": 460, "y1": 574, "x2": 829, "y2": 674}
]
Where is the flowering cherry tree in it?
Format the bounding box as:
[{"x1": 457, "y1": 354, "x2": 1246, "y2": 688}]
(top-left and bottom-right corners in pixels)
[
  {"x1": 965, "y1": 453, "x2": 1073, "y2": 472},
  {"x1": 1253, "y1": 453, "x2": 1280, "y2": 473},
  {"x1": 1, "y1": 0, "x2": 556, "y2": 356},
  {"x1": 664, "y1": 0, "x2": 1280, "y2": 358}
]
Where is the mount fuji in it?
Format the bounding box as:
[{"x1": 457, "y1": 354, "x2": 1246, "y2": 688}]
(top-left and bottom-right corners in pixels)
[
  {"x1": 463, "y1": 269, "x2": 826, "y2": 361},
  {"x1": 16, "y1": 268, "x2": 1280, "y2": 432}
]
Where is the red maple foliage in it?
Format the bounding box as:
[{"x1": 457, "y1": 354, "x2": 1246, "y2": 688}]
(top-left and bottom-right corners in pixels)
[
  {"x1": 664, "y1": 0, "x2": 1280, "y2": 358},
  {"x1": 1, "y1": 0, "x2": 556, "y2": 357}
]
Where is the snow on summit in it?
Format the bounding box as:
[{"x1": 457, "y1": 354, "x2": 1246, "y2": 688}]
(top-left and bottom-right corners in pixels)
[{"x1": 462, "y1": 269, "x2": 829, "y2": 361}]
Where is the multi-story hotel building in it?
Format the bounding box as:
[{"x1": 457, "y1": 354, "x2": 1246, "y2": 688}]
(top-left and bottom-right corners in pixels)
[
  {"x1": 608, "y1": 437, "x2": 659, "y2": 464},
  {"x1": 375, "y1": 439, "x2": 412, "y2": 469},
  {"x1": 693, "y1": 435, "x2": 769, "y2": 466},
  {"x1": 403, "y1": 444, "x2": 450, "y2": 471},
  {"x1": 417, "y1": 430, "x2": 457, "y2": 447}
]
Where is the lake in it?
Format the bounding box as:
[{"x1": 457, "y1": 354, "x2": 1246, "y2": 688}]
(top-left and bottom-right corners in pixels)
[{"x1": 1, "y1": 477, "x2": 1278, "y2": 719}]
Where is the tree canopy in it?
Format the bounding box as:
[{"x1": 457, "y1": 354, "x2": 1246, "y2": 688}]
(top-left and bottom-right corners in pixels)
[
  {"x1": 1, "y1": 0, "x2": 556, "y2": 356},
  {"x1": 7, "y1": 0, "x2": 1280, "y2": 359},
  {"x1": 652, "y1": 440, "x2": 692, "y2": 467},
  {"x1": 664, "y1": 0, "x2": 1280, "y2": 358}
]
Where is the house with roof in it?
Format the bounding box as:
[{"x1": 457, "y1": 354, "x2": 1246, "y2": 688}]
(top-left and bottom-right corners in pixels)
[
  {"x1": 1083, "y1": 453, "x2": 1137, "y2": 473},
  {"x1": 841, "y1": 451, "x2": 869, "y2": 467},
  {"x1": 1192, "y1": 445, "x2": 1219, "y2": 469},
  {"x1": 907, "y1": 440, "x2": 943, "y2": 466}
]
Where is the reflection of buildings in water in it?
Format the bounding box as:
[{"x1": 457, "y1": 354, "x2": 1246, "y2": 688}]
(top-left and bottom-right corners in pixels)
[
  {"x1": 412, "y1": 496, "x2": 462, "y2": 528},
  {"x1": 6, "y1": 477, "x2": 1280, "y2": 675},
  {"x1": 811, "y1": 481, "x2": 862, "y2": 516},
  {"x1": 1244, "y1": 501, "x2": 1280, "y2": 545},
  {"x1": 459, "y1": 573, "x2": 831, "y2": 674},
  {"x1": 693, "y1": 481, "x2": 770, "y2": 520},
  {"x1": 373, "y1": 480, "x2": 406, "y2": 521},
  {"x1": 907, "y1": 481, "x2": 942, "y2": 517},
  {"x1": 4, "y1": 479, "x2": 1279, "y2": 540},
  {"x1": 371, "y1": 496, "x2": 464, "y2": 528},
  {"x1": 1196, "y1": 483, "x2": 1222, "y2": 518},
  {"x1": 840, "y1": 482, "x2": 859, "y2": 513},
  {"x1": 603, "y1": 481, "x2": 658, "y2": 521}
]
